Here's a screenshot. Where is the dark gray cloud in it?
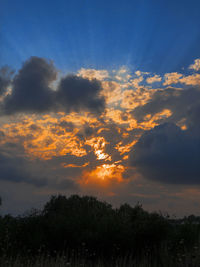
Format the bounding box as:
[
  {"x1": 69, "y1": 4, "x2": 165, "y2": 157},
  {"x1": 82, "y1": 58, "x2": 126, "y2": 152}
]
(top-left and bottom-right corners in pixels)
[
  {"x1": 0, "y1": 66, "x2": 13, "y2": 95},
  {"x1": 0, "y1": 152, "x2": 47, "y2": 187},
  {"x1": 132, "y1": 87, "x2": 200, "y2": 127},
  {"x1": 3, "y1": 57, "x2": 105, "y2": 114},
  {"x1": 4, "y1": 57, "x2": 57, "y2": 113},
  {"x1": 0, "y1": 143, "x2": 78, "y2": 190},
  {"x1": 53, "y1": 178, "x2": 79, "y2": 190},
  {"x1": 56, "y1": 74, "x2": 105, "y2": 113},
  {"x1": 129, "y1": 123, "x2": 200, "y2": 184}
]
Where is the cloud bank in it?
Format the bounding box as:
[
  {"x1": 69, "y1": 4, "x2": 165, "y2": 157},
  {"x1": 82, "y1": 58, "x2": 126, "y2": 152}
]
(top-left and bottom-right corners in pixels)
[
  {"x1": 1, "y1": 56, "x2": 200, "y2": 215},
  {"x1": 2, "y1": 57, "x2": 105, "y2": 114},
  {"x1": 129, "y1": 123, "x2": 200, "y2": 184}
]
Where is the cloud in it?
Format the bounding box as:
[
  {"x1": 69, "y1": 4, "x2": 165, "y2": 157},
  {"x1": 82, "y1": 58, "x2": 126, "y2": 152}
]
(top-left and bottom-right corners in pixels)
[
  {"x1": 189, "y1": 58, "x2": 200, "y2": 71},
  {"x1": 163, "y1": 71, "x2": 200, "y2": 87},
  {"x1": 180, "y1": 74, "x2": 200, "y2": 86},
  {"x1": 132, "y1": 87, "x2": 200, "y2": 129},
  {"x1": 0, "y1": 139, "x2": 79, "y2": 190},
  {"x1": 4, "y1": 57, "x2": 57, "y2": 113},
  {"x1": 121, "y1": 88, "x2": 153, "y2": 110},
  {"x1": 135, "y1": 70, "x2": 149, "y2": 76},
  {"x1": 0, "y1": 66, "x2": 13, "y2": 95},
  {"x1": 129, "y1": 123, "x2": 200, "y2": 184},
  {"x1": 78, "y1": 68, "x2": 109, "y2": 81},
  {"x1": 0, "y1": 151, "x2": 47, "y2": 187},
  {"x1": 56, "y1": 74, "x2": 105, "y2": 113},
  {"x1": 163, "y1": 72, "x2": 183, "y2": 86},
  {"x1": 129, "y1": 76, "x2": 143, "y2": 89},
  {"x1": 113, "y1": 66, "x2": 131, "y2": 82},
  {"x1": 101, "y1": 81, "x2": 122, "y2": 105},
  {"x1": 3, "y1": 57, "x2": 105, "y2": 115},
  {"x1": 146, "y1": 75, "x2": 162, "y2": 84},
  {"x1": 3, "y1": 59, "x2": 200, "y2": 209}
]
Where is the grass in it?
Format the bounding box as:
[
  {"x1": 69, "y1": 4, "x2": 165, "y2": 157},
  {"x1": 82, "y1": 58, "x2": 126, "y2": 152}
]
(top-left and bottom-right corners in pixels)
[{"x1": 1, "y1": 248, "x2": 200, "y2": 267}]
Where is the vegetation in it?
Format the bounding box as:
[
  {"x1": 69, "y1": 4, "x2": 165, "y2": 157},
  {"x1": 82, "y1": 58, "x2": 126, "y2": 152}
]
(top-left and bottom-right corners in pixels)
[{"x1": 1, "y1": 195, "x2": 200, "y2": 266}]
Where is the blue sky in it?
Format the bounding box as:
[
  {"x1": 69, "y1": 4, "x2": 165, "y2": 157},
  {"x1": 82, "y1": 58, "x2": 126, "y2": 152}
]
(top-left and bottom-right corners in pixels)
[{"x1": 1, "y1": 0, "x2": 200, "y2": 74}]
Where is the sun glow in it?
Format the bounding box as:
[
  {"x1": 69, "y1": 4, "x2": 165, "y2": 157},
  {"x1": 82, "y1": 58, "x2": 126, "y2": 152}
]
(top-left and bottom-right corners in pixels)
[
  {"x1": 85, "y1": 137, "x2": 111, "y2": 161},
  {"x1": 80, "y1": 163, "x2": 125, "y2": 188},
  {"x1": 95, "y1": 164, "x2": 116, "y2": 180}
]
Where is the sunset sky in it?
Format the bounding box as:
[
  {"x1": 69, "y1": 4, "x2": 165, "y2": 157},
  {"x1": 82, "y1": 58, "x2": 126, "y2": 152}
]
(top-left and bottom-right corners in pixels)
[{"x1": 1, "y1": 0, "x2": 200, "y2": 216}]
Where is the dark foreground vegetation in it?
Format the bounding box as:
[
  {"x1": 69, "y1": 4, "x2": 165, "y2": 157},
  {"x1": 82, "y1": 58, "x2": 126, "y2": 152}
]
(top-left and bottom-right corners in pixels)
[{"x1": 1, "y1": 195, "x2": 200, "y2": 266}]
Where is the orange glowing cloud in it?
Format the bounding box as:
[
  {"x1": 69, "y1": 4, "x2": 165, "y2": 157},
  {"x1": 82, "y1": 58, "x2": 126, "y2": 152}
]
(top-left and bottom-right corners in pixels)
[
  {"x1": 85, "y1": 136, "x2": 111, "y2": 161},
  {"x1": 146, "y1": 75, "x2": 162, "y2": 84},
  {"x1": 120, "y1": 88, "x2": 154, "y2": 110},
  {"x1": 189, "y1": 58, "x2": 200, "y2": 71},
  {"x1": 180, "y1": 73, "x2": 200, "y2": 86},
  {"x1": 163, "y1": 72, "x2": 183, "y2": 86},
  {"x1": 115, "y1": 140, "x2": 138, "y2": 155},
  {"x1": 1, "y1": 114, "x2": 90, "y2": 160},
  {"x1": 139, "y1": 109, "x2": 172, "y2": 130},
  {"x1": 101, "y1": 81, "x2": 123, "y2": 106},
  {"x1": 80, "y1": 163, "x2": 125, "y2": 188},
  {"x1": 78, "y1": 68, "x2": 109, "y2": 81}
]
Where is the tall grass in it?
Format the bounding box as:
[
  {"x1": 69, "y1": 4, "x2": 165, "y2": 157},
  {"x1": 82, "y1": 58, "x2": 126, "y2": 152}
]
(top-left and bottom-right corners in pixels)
[{"x1": 1, "y1": 246, "x2": 200, "y2": 267}]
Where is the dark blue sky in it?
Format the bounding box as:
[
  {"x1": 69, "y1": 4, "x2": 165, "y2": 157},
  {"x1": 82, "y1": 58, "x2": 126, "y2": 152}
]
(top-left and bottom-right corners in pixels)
[{"x1": 1, "y1": 0, "x2": 200, "y2": 74}]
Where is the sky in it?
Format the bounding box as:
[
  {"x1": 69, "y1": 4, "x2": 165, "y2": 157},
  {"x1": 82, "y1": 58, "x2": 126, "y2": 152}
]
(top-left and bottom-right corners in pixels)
[{"x1": 1, "y1": 0, "x2": 200, "y2": 216}]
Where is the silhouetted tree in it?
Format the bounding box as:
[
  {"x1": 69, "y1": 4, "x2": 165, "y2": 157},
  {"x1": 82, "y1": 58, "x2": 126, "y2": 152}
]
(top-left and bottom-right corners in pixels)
[{"x1": 0, "y1": 194, "x2": 199, "y2": 262}]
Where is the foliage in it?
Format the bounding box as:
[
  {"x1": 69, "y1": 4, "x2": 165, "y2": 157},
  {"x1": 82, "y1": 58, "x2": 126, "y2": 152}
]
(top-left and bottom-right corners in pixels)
[{"x1": 0, "y1": 194, "x2": 200, "y2": 265}]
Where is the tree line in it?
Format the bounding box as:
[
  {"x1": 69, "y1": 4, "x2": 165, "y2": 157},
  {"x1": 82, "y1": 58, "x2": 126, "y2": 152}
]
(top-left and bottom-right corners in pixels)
[{"x1": 0, "y1": 195, "x2": 200, "y2": 262}]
